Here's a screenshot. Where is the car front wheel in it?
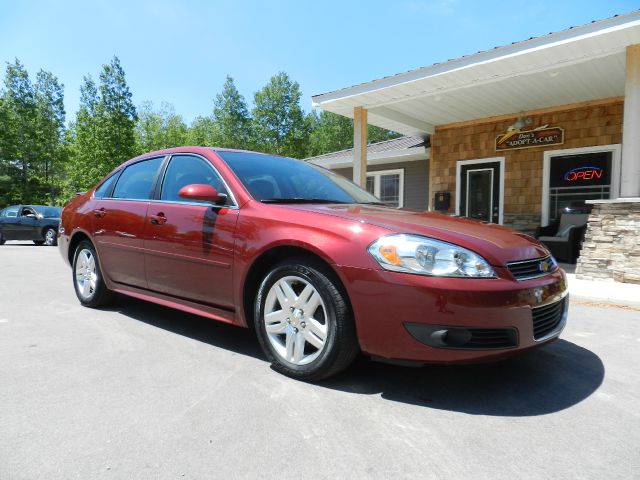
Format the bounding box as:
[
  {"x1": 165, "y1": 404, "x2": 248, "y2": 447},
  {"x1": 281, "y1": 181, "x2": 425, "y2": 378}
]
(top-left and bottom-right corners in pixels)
[
  {"x1": 72, "y1": 240, "x2": 114, "y2": 308},
  {"x1": 254, "y1": 259, "x2": 359, "y2": 381}
]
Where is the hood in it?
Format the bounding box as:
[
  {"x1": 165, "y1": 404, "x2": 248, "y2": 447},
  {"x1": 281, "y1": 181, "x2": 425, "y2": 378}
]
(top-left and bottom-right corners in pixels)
[{"x1": 283, "y1": 204, "x2": 548, "y2": 266}]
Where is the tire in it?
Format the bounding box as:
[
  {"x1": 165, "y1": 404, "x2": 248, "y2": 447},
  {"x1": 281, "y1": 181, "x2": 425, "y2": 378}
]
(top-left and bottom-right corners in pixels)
[
  {"x1": 34, "y1": 240, "x2": 45, "y2": 246},
  {"x1": 254, "y1": 259, "x2": 359, "y2": 381},
  {"x1": 72, "y1": 240, "x2": 114, "y2": 308},
  {"x1": 44, "y1": 228, "x2": 57, "y2": 246},
  {"x1": 0, "y1": 232, "x2": 5, "y2": 245}
]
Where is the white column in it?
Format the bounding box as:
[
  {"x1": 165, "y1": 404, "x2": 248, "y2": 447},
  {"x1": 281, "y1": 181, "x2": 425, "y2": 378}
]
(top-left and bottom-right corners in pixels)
[
  {"x1": 353, "y1": 106, "x2": 367, "y2": 187},
  {"x1": 621, "y1": 44, "x2": 640, "y2": 198}
]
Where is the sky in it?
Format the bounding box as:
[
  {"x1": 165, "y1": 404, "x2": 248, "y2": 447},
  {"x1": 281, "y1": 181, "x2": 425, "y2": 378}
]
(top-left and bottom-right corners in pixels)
[{"x1": 1, "y1": 0, "x2": 638, "y2": 124}]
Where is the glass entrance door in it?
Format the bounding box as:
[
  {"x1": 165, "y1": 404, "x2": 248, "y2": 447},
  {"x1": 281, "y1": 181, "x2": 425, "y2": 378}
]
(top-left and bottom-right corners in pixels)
[
  {"x1": 467, "y1": 169, "x2": 493, "y2": 222},
  {"x1": 458, "y1": 160, "x2": 502, "y2": 223}
]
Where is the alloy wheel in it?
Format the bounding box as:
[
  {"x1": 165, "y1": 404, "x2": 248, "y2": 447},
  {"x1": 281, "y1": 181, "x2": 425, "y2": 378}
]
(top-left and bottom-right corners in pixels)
[
  {"x1": 263, "y1": 275, "x2": 328, "y2": 366},
  {"x1": 75, "y1": 248, "x2": 97, "y2": 301}
]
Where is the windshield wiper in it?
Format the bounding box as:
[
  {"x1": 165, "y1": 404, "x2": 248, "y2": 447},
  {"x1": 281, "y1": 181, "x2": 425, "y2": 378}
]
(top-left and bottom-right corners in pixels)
[
  {"x1": 260, "y1": 198, "x2": 349, "y2": 204},
  {"x1": 358, "y1": 201, "x2": 386, "y2": 206}
]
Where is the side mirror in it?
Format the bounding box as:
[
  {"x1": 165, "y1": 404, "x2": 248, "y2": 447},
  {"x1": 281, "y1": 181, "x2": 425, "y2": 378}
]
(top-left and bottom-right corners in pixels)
[{"x1": 178, "y1": 184, "x2": 227, "y2": 205}]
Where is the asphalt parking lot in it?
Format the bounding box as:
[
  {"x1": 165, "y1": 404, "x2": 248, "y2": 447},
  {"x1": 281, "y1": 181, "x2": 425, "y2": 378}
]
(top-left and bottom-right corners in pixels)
[{"x1": 1, "y1": 243, "x2": 639, "y2": 479}]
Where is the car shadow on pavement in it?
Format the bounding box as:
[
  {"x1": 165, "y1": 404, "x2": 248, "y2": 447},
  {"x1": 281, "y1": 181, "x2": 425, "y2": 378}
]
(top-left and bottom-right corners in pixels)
[
  {"x1": 322, "y1": 339, "x2": 605, "y2": 416},
  {"x1": 107, "y1": 295, "x2": 265, "y2": 361},
  {"x1": 106, "y1": 296, "x2": 604, "y2": 417}
]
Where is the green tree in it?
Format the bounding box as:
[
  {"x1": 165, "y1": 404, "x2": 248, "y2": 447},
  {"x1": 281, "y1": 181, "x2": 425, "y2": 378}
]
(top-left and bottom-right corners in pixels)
[
  {"x1": 34, "y1": 69, "x2": 66, "y2": 202},
  {"x1": 66, "y1": 56, "x2": 137, "y2": 193},
  {"x1": 307, "y1": 110, "x2": 401, "y2": 157},
  {"x1": 1, "y1": 59, "x2": 37, "y2": 201},
  {"x1": 251, "y1": 72, "x2": 310, "y2": 158},
  {"x1": 213, "y1": 76, "x2": 252, "y2": 149},
  {"x1": 135, "y1": 101, "x2": 188, "y2": 152},
  {"x1": 188, "y1": 115, "x2": 219, "y2": 146},
  {"x1": 0, "y1": 60, "x2": 66, "y2": 204}
]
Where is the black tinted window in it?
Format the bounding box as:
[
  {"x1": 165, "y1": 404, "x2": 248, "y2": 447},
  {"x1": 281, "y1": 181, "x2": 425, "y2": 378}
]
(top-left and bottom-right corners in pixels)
[
  {"x1": 94, "y1": 173, "x2": 119, "y2": 199},
  {"x1": 112, "y1": 157, "x2": 163, "y2": 200},
  {"x1": 161, "y1": 155, "x2": 228, "y2": 202}
]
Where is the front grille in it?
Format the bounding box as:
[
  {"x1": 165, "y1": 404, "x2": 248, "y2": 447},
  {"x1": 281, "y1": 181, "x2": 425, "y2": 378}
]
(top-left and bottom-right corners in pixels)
[
  {"x1": 465, "y1": 328, "x2": 518, "y2": 349},
  {"x1": 507, "y1": 255, "x2": 558, "y2": 281},
  {"x1": 532, "y1": 297, "x2": 566, "y2": 340}
]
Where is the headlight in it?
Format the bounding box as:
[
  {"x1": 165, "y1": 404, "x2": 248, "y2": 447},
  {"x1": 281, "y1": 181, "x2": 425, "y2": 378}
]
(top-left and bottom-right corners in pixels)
[{"x1": 368, "y1": 234, "x2": 496, "y2": 278}]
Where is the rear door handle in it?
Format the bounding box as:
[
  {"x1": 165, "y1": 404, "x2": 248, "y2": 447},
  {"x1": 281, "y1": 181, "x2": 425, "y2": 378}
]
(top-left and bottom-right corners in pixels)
[
  {"x1": 149, "y1": 212, "x2": 167, "y2": 225},
  {"x1": 93, "y1": 208, "x2": 106, "y2": 218}
]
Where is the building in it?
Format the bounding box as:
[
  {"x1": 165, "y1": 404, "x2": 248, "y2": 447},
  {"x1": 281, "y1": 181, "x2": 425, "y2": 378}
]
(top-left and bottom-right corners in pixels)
[
  {"x1": 310, "y1": 11, "x2": 640, "y2": 283},
  {"x1": 306, "y1": 136, "x2": 429, "y2": 209}
]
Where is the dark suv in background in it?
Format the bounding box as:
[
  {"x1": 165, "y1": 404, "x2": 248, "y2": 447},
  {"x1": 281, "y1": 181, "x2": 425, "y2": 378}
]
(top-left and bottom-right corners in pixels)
[{"x1": 0, "y1": 205, "x2": 61, "y2": 246}]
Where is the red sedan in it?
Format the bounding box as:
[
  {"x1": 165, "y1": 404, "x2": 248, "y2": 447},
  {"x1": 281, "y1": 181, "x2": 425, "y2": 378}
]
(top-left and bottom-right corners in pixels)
[{"x1": 59, "y1": 147, "x2": 568, "y2": 380}]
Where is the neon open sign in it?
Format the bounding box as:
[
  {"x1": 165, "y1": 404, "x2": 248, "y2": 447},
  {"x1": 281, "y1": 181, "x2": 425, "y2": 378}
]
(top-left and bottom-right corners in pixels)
[{"x1": 564, "y1": 166, "x2": 604, "y2": 182}]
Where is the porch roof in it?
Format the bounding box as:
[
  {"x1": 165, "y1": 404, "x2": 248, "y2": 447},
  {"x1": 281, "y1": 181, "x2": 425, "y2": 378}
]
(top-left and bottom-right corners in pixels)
[
  {"x1": 305, "y1": 136, "x2": 428, "y2": 169},
  {"x1": 311, "y1": 11, "x2": 640, "y2": 138}
]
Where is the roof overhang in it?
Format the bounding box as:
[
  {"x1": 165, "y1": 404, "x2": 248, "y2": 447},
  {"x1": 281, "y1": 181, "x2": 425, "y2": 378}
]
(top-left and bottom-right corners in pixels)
[
  {"x1": 309, "y1": 147, "x2": 429, "y2": 169},
  {"x1": 312, "y1": 11, "x2": 640, "y2": 137}
]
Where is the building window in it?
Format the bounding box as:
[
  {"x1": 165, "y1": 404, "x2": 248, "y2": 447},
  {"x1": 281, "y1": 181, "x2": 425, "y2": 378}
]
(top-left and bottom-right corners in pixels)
[
  {"x1": 548, "y1": 151, "x2": 612, "y2": 223},
  {"x1": 366, "y1": 169, "x2": 404, "y2": 207}
]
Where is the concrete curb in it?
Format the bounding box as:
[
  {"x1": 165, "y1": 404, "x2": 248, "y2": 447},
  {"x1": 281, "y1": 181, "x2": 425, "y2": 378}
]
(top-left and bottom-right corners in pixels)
[{"x1": 566, "y1": 272, "x2": 640, "y2": 307}]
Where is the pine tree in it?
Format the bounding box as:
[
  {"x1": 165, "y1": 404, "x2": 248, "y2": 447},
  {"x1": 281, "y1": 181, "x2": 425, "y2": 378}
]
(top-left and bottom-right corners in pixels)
[
  {"x1": 66, "y1": 56, "x2": 137, "y2": 193},
  {"x1": 213, "y1": 76, "x2": 252, "y2": 149}
]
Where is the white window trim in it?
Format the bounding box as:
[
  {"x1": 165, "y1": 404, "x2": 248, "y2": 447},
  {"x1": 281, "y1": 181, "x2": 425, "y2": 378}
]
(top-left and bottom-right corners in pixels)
[
  {"x1": 541, "y1": 144, "x2": 621, "y2": 226},
  {"x1": 367, "y1": 168, "x2": 405, "y2": 208},
  {"x1": 455, "y1": 157, "x2": 505, "y2": 224}
]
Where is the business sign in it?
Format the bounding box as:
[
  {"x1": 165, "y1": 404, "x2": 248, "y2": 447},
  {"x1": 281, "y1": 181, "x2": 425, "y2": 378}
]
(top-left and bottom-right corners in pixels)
[
  {"x1": 549, "y1": 152, "x2": 611, "y2": 188},
  {"x1": 495, "y1": 125, "x2": 564, "y2": 151}
]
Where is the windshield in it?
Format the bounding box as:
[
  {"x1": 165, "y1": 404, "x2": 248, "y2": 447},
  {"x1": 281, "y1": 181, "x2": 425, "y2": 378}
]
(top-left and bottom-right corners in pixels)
[
  {"x1": 217, "y1": 151, "x2": 382, "y2": 204},
  {"x1": 38, "y1": 206, "x2": 61, "y2": 218}
]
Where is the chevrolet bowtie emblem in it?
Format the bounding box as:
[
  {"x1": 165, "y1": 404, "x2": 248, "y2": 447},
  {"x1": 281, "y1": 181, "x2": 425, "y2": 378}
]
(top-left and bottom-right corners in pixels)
[{"x1": 539, "y1": 261, "x2": 550, "y2": 272}]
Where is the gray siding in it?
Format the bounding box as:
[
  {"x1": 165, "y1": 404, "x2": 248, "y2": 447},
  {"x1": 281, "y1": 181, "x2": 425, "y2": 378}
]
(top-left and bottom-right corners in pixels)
[{"x1": 332, "y1": 160, "x2": 429, "y2": 210}]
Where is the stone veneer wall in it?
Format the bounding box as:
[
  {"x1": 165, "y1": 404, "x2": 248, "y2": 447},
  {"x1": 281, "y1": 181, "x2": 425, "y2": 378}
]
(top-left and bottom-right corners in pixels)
[
  {"x1": 576, "y1": 201, "x2": 640, "y2": 284},
  {"x1": 503, "y1": 213, "x2": 541, "y2": 236},
  {"x1": 430, "y1": 99, "x2": 623, "y2": 233}
]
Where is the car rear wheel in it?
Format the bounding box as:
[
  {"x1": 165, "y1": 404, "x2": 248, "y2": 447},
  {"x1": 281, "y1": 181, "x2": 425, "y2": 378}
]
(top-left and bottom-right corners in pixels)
[
  {"x1": 44, "y1": 228, "x2": 57, "y2": 246},
  {"x1": 254, "y1": 259, "x2": 359, "y2": 381},
  {"x1": 73, "y1": 240, "x2": 114, "y2": 308},
  {"x1": 0, "y1": 232, "x2": 5, "y2": 245},
  {"x1": 33, "y1": 240, "x2": 45, "y2": 246}
]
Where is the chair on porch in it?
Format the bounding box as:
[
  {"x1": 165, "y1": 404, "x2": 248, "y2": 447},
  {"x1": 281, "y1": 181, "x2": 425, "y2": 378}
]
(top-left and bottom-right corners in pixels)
[{"x1": 535, "y1": 213, "x2": 589, "y2": 264}]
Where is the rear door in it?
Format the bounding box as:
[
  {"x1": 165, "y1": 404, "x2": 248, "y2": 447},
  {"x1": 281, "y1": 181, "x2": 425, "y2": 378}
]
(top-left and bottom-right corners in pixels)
[
  {"x1": 143, "y1": 154, "x2": 238, "y2": 309},
  {"x1": 92, "y1": 156, "x2": 165, "y2": 289},
  {"x1": 0, "y1": 206, "x2": 21, "y2": 239}
]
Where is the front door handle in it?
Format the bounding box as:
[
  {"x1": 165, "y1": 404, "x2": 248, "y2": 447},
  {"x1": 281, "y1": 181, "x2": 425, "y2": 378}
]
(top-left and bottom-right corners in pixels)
[
  {"x1": 149, "y1": 212, "x2": 167, "y2": 225},
  {"x1": 93, "y1": 208, "x2": 106, "y2": 218}
]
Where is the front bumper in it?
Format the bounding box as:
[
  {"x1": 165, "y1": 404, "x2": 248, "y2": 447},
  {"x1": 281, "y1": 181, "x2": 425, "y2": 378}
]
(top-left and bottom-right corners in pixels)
[{"x1": 338, "y1": 265, "x2": 568, "y2": 364}]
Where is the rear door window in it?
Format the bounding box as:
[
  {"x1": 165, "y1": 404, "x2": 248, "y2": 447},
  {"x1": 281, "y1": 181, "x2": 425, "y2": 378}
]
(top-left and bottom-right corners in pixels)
[{"x1": 112, "y1": 157, "x2": 163, "y2": 200}]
